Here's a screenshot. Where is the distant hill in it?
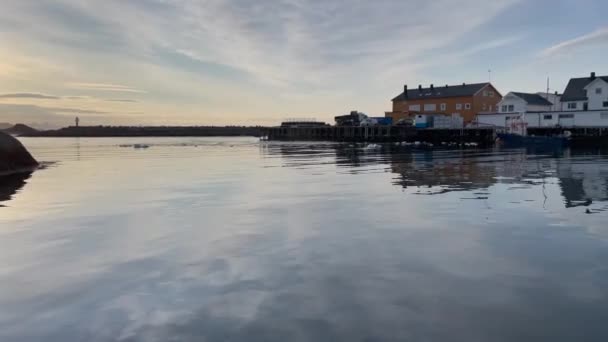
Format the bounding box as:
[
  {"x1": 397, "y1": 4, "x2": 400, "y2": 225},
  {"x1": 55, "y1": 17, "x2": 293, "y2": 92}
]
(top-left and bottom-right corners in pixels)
[
  {"x1": 0, "y1": 123, "x2": 12, "y2": 130},
  {"x1": 2, "y1": 124, "x2": 39, "y2": 136}
]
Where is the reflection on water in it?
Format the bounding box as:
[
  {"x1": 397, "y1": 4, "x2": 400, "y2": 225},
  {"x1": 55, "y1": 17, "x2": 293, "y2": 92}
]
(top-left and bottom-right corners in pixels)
[
  {"x1": 0, "y1": 172, "x2": 32, "y2": 206},
  {"x1": 273, "y1": 142, "x2": 608, "y2": 208},
  {"x1": 1, "y1": 138, "x2": 608, "y2": 342}
]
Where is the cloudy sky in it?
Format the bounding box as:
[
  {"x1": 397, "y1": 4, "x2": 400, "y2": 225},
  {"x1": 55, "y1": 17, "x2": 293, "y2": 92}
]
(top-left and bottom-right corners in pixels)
[{"x1": 1, "y1": 0, "x2": 607, "y2": 127}]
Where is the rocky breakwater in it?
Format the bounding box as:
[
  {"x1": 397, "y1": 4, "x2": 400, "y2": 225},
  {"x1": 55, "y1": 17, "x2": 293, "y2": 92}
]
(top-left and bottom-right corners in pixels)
[{"x1": 0, "y1": 131, "x2": 38, "y2": 176}]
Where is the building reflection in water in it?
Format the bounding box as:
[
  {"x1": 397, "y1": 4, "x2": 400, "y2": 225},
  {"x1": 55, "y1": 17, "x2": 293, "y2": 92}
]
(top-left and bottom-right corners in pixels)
[{"x1": 269, "y1": 142, "x2": 608, "y2": 209}]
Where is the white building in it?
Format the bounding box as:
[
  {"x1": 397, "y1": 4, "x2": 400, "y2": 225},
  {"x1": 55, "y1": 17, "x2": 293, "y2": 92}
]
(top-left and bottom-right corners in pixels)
[
  {"x1": 562, "y1": 72, "x2": 608, "y2": 111},
  {"x1": 476, "y1": 72, "x2": 608, "y2": 128},
  {"x1": 497, "y1": 92, "x2": 554, "y2": 113},
  {"x1": 537, "y1": 92, "x2": 563, "y2": 111}
]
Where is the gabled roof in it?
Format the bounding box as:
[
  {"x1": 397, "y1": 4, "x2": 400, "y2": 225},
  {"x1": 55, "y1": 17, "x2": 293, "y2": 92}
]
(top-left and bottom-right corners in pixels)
[
  {"x1": 392, "y1": 82, "x2": 493, "y2": 101},
  {"x1": 562, "y1": 75, "x2": 608, "y2": 102},
  {"x1": 511, "y1": 92, "x2": 553, "y2": 106}
]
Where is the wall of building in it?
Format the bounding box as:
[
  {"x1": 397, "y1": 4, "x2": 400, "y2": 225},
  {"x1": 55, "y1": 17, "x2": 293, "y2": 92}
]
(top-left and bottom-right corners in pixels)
[
  {"x1": 392, "y1": 93, "x2": 501, "y2": 123},
  {"x1": 585, "y1": 79, "x2": 608, "y2": 110},
  {"x1": 393, "y1": 96, "x2": 475, "y2": 120},
  {"x1": 498, "y1": 94, "x2": 527, "y2": 113},
  {"x1": 477, "y1": 110, "x2": 608, "y2": 128},
  {"x1": 563, "y1": 100, "x2": 586, "y2": 111},
  {"x1": 471, "y1": 84, "x2": 502, "y2": 120},
  {"x1": 537, "y1": 92, "x2": 563, "y2": 111},
  {"x1": 528, "y1": 104, "x2": 553, "y2": 112},
  {"x1": 477, "y1": 113, "x2": 541, "y2": 128}
]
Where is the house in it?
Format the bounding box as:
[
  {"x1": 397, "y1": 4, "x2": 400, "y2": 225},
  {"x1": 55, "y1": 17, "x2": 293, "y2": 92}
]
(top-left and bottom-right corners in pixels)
[
  {"x1": 387, "y1": 82, "x2": 502, "y2": 123},
  {"x1": 537, "y1": 92, "x2": 563, "y2": 111},
  {"x1": 497, "y1": 92, "x2": 554, "y2": 113},
  {"x1": 561, "y1": 72, "x2": 608, "y2": 111},
  {"x1": 476, "y1": 72, "x2": 608, "y2": 129}
]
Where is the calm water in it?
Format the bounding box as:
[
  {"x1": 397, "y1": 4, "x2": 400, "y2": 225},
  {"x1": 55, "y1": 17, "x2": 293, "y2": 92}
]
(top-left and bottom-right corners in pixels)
[{"x1": 1, "y1": 137, "x2": 608, "y2": 341}]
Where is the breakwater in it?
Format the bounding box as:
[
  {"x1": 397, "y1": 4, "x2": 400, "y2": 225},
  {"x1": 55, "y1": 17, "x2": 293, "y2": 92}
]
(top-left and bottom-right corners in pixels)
[
  {"x1": 23, "y1": 126, "x2": 264, "y2": 137},
  {"x1": 263, "y1": 126, "x2": 497, "y2": 145}
]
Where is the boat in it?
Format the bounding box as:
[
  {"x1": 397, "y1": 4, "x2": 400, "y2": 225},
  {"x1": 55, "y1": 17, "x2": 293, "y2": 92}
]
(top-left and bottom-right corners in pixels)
[{"x1": 496, "y1": 112, "x2": 570, "y2": 148}]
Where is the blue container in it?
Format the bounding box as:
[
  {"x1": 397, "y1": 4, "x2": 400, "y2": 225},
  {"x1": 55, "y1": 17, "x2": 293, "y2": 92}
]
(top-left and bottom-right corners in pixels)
[{"x1": 372, "y1": 117, "x2": 393, "y2": 125}]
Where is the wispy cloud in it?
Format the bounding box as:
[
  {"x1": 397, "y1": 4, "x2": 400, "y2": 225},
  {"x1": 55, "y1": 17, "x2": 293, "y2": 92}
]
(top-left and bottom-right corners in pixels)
[
  {"x1": 104, "y1": 99, "x2": 138, "y2": 103},
  {"x1": 0, "y1": 103, "x2": 108, "y2": 128},
  {"x1": 0, "y1": 93, "x2": 59, "y2": 100},
  {"x1": 67, "y1": 82, "x2": 146, "y2": 93},
  {"x1": 540, "y1": 27, "x2": 608, "y2": 57}
]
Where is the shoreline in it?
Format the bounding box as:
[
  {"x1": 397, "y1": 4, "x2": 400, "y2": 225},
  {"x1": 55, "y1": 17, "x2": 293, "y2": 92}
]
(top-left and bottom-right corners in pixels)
[{"x1": 20, "y1": 126, "x2": 265, "y2": 138}]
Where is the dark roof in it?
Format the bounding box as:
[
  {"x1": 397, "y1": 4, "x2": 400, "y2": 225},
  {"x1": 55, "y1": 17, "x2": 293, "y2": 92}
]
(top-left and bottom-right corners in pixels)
[
  {"x1": 561, "y1": 76, "x2": 608, "y2": 102},
  {"x1": 392, "y1": 83, "x2": 492, "y2": 101},
  {"x1": 511, "y1": 92, "x2": 553, "y2": 106}
]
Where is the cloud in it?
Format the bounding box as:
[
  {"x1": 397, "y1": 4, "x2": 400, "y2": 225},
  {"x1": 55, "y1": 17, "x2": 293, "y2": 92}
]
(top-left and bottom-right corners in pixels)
[
  {"x1": 0, "y1": 93, "x2": 59, "y2": 100},
  {"x1": 0, "y1": 0, "x2": 525, "y2": 124},
  {"x1": 540, "y1": 27, "x2": 608, "y2": 57},
  {"x1": 42, "y1": 106, "x2": 108, "y2": 115},
  {"x1": 0, "y1": 103, "x2": 108, "y2": 126},
  {"x1": 67, "y1": 82, "x2": 146, "y2": 93},
  {"x1": 105, "y1": 99, "x2": 138, "y2": 103}
]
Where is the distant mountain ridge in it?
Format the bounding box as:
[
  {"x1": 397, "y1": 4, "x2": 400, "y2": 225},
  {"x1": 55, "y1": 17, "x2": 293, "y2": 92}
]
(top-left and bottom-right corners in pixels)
[{"x1": 1, "y1": 124, "x2": 39, "y2": 136}]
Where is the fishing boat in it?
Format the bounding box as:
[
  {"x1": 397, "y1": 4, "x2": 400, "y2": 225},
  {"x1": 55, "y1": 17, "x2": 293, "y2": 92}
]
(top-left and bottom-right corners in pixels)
[{"x1": 496, "y1": 112, "x2": 570, "y2": 148}]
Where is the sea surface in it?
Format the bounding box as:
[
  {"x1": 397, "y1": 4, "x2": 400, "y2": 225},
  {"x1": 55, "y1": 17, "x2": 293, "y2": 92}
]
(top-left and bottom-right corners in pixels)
[{"x1": 1, "y1": 137, "x2": 608, "y2": 341}]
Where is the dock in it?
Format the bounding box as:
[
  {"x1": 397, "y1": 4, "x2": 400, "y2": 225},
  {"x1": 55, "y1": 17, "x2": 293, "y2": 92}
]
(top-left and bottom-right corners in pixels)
[
  {"x1": 263, "y1": 126, "x2": 497, "y2": 145},
  {"x1": 528, "y1": 127, "x2": 608, "y2": 146}
]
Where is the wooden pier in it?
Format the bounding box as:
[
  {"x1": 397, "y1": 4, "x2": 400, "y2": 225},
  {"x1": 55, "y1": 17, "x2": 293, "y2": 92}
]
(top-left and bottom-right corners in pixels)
[
  {"x1": 528, "y1": 127, "x2": 608, "y2": 146},
  {"x1": 263, "y1": 126, "x2": 497, "y2": 145}
]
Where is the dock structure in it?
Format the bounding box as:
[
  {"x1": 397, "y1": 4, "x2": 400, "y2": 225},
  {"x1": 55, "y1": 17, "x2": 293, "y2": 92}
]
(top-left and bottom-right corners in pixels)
[
  {"x1": 263, "y1": 126, "x2": 497, "y2": 145},
  {"x1": 528, "y1": 126, "x2": 608, "y2": 146}
]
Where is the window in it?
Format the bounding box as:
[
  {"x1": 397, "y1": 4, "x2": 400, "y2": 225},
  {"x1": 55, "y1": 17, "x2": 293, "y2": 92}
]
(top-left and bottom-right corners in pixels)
[
  {"x1": 601, "y1": 112, "x2": 608, "y2": 120},
  {"x1": 507, "y1": 105, "x2": 514, "y2": 112},
  {"x1": 501, "y1": 105, "x2": 508, "y2": 112},
  {"x1": 409, "y1": 104, "x2": 421, "y2": 111},
  {"x1": 465, "y1": 103, "x2": 471, "y2": 110},
  {"x1": 423, "y1": 104, "x2": 437, "y2": 112},
  {"x1": 568, "y1": 102, "x2": 577, "y2": 109},
  {"x1": 596, "y1": 88, "x2": 603, "y2": 94},
  {"x1": 440, "y1": 103, "x2": 446, "y2": 111},
  {"x1": 483, "y1": 91, "x2": 488, "y2": 96},
  {"x1": 456, "y1": 103, "x2": 462, "y2": 110},
  {"x1": 482, "y1": 104, "x2": 486, "y2": 110},
  {"x1": 489, "y1": 91, "x2": 495, "y2": 97},
  {"x1": 544, "y1": 115, "x2": 553, "y2": 120},
  {"x1": 559, "y1": 114, "x2": 574, "y2": 119},
  {"x1": 603, "y1": 101, "x2": 608, "y2": 108}
]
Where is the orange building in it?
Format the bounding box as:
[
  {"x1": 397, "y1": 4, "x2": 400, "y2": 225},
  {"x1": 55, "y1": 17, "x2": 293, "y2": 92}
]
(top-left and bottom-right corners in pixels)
[{"x1": 386, "y1": 82, "x2": 502, "y2": 123}]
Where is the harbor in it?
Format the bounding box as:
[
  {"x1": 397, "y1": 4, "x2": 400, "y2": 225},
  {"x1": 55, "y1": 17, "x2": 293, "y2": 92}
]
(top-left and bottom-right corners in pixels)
[
  {"x1": 263, "y1": 125, "x2": 498, "y2": 145},
  {"x1": 264, "y1": 72, "x2": 608, "y2": 147}
]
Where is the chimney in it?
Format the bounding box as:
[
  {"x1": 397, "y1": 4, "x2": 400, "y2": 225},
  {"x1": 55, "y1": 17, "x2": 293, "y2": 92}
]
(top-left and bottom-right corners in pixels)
[
  {"x1": 591, "y1": 72, "x2": 596, "y2": 79},
  {"x1": 418, "y1": 84, "x2": 422, "y2": 92},
  {"x1": 462, "y1": 82, "x2": 466, "y2": 87},
  {"x1": 403, "y1": 84, "x2": 408, "y2": 98},
  {"x1": 445, "y1": 84, "x2": 448, "y2": 88},
  {"x1": 430, "y1": 84, "x2": 434, "y2": 91},
  {"x1": 555, "y1": 91, "x2": 558, "y2": 95}
]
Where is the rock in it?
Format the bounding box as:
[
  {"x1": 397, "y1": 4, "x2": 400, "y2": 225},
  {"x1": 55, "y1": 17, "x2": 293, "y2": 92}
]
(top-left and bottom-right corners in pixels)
[{"x1": 0, "y1": 131, "x2": 38, "y2": 176}]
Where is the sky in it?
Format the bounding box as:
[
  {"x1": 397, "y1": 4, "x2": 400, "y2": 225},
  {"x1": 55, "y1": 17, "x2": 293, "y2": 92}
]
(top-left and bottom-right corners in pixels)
[{"x1": 0, "y1": 0, "x2": 607, "y2": 128}]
